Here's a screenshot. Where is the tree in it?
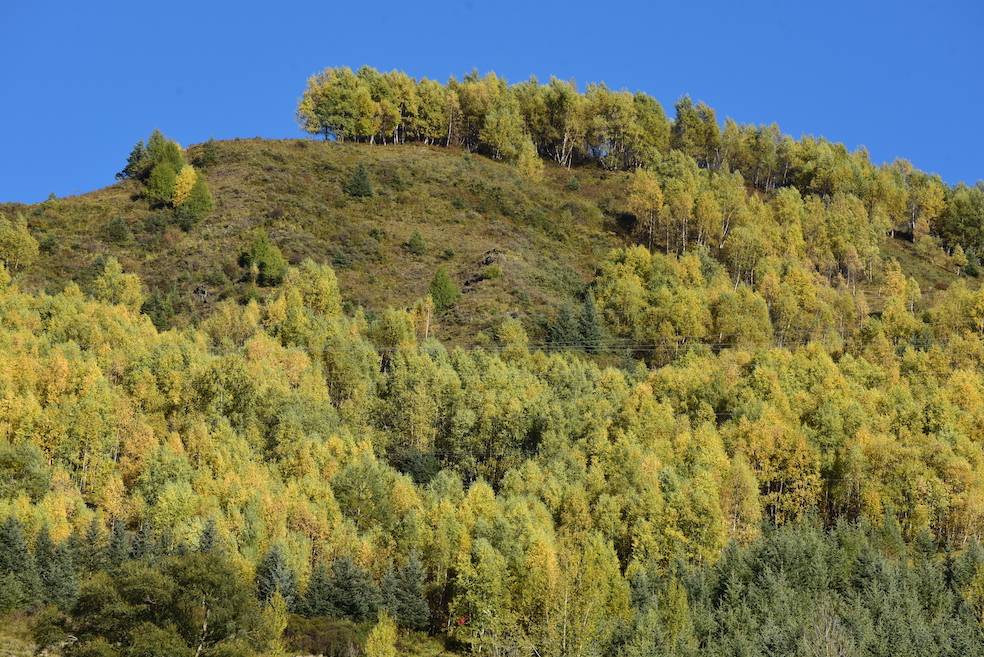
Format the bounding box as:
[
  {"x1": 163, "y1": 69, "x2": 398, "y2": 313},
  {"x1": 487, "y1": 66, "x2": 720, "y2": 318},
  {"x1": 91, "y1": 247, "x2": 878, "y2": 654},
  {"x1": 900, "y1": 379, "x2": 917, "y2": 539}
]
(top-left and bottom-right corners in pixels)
[
  {"x1": 172, "y1": 165, "x2": 197, "y2": 206},
  {"x1": 0, "y1": 516, "x2": 41, "y2": 611},
  {"x1": 117, "y1": 140, "x2": 147, "y2": 180},
  {"x1": 516, "y1": 135, "x2": 544, "y2": 182},
  {"x1": 92, "y1": 256, "x2": 145, "y2": 312},
  {"x1": 365, "y1": 612, "x2": 397, "y2": 657},
  {"x1": 429, "y1": 268, "x2": 460, "y2": 311},
  {"x1": 36, "y1": 527, "x2": 78, "y2": 611},
  {"x1": 255, "y1": 544, "x2": 298, "y2": 608},
  {"x1": 0, "y1": 213, "x2": 39, "y2": 273},
  {"x1": 321, "y1": 557, "x2": 380, "y2": 622},
  {"x1": 175, "y1": 170, "x2": 213, "y2": 227},
  {"x1": 381, "y1": 554, "x2": 429, "y2": 630},
  {"x1": 146, "y1": 162, "x2": 178, "y2": 206},
  {"x1": 627, "y1": 169, "x2": 664, "y2": 251},
  {"x1": 240, "y1": 230, "x2": 288, "y2": 286},
  {"x1": 345, "y1": 164, "x2": 373, "y2": 197}
]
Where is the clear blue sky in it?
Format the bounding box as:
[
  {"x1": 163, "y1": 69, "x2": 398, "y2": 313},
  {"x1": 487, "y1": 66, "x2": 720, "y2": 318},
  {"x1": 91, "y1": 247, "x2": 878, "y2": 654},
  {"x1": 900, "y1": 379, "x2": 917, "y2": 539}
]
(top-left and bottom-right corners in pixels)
[{"x1": 1, "y1": 0, "x2": 981, "y2": 203}]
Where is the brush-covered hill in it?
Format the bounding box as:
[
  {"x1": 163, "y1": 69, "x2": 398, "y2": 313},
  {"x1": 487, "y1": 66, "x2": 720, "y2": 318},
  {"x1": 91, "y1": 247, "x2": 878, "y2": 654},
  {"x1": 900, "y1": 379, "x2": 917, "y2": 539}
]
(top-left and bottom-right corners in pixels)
[
  {"x1": 4, "y1": 139, "x2": 633, "y2": 342},
  {"x1": 0, "y1": 137, "x2": 972, "y2": 346}
]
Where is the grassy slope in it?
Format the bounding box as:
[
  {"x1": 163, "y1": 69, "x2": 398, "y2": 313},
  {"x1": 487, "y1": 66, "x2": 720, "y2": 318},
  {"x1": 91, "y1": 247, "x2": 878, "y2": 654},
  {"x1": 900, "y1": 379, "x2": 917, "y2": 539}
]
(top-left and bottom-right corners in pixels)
[
  {"x1": 1, "y1": 138, "x2": 971, "y2": 342},
  {"x1": 5, "y1": 139, "x2": 629, "y2": 344}
]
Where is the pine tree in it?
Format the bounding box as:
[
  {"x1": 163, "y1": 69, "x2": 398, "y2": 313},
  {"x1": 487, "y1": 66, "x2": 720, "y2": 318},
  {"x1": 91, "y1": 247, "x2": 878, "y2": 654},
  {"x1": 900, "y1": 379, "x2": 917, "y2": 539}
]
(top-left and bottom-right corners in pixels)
[
  {"x1": 580, "y1": 292, "x2": 603, "y2": 353},
  {"x1": 129, "y1": 522, "x2": 153, "y2": 561},
  {"x1": 0, "y1": 516, "x2": 41, "y2": 610},
  {"x1": 299, "y1": 562, "x2": 337, "y2": 617},
  {"x1": 255, "y1": 544, "x2": 298, "y2": 608},
  {"x1": 198, "y1": 518, "x2": 218, "y2": 554},
  {"x1": 429, "y1": 268, "x2": 460, "y2": 312},
  {"x1": 117, "y1": 140, "x2": 148, "y2": 180},
  {"x1": 107, "y1": 520, "x2": 129, "y2": 569},
  {"x1": 35, "y1": 527, "x2": 77, "y2": 611},
  {"x1": 73, "y1": 518, "x2": 108, "y2": 574},
  {"x1": 549, "y1": 303, "x2": 581, "y2": 347},
  {"x1": 382, "y1": 554, "x2": 430, "y2": 630},
  {"x1": 324, "y1": 556, "x2": 380, "y2": 622},
  {"x1": 345, "y1": 164, "x2": 373, "y2": 197}
]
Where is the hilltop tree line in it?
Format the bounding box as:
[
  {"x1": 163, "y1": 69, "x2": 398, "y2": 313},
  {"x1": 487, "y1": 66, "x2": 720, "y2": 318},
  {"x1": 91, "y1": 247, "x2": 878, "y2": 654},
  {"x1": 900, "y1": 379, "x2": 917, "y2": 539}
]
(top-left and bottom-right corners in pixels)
[
  {"x1": 298, "y1": 66, "x2": 984, "y2": 266},
  {"x1": 1, "y1": 241, "x2": 984, "y2": 653}
]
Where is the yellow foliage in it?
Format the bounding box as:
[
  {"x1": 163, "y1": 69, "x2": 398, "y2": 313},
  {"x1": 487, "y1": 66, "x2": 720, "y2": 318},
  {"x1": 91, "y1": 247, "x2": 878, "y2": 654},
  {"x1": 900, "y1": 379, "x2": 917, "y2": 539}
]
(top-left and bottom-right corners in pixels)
[{"x1": 173, "y1": 165, "x2": 198, "y2": 206}]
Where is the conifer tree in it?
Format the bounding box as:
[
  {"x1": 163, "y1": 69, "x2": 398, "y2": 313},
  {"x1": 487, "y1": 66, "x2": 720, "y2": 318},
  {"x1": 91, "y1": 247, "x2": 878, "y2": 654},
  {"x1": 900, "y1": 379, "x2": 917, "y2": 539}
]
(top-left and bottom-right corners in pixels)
[
  {"x1": 0, "y1": 516, "x2": 41, "y2": 611},
  {"x1": 107, "y1": 521, "x2": 129, "y2": 569},
  {"x1": 345, "y1": 164, "x2": 373, "y2": 197},
  {"x1": 299, "y1": 562, "x2": 336, "y2": 617},
  {"x1": 35, "y1": 527, "x2": 78, "y2": 611},
  {"x1": 381, "y1": 553, "x2": 430, "y2": 630},
  {"x1": 255, "y1": 544, "x2": 298, "y2": 608},
  {"x1": 198, "y1": 518, "x2": 218, "y2": 554},
  {"x1": 429, "y1": 268, "x2": 460, "y2": 312},
  {"x1": 323, "y1": 556, "x2": 380, "y2": 622},
  {"x1": 580, "y1": 292, "x2": 603, "y2": 353}
]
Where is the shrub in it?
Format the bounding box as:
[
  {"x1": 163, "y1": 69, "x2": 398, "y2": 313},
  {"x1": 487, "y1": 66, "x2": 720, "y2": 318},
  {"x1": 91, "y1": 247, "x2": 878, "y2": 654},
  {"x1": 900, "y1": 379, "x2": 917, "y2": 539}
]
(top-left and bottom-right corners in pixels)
[
  {"x1": 344, "y1": 164, "x2": 373, "y2": 197},
  {"x1": 239, "y1": 230, "x2": 288, "y2": 286},
  {"x1": 404, "y1": 231, "x2": 427, "y2": 256},
  {"x1": 566, "y1": 176, "x2": 581, "y2": 191},
  {"x1": 429, "y1": 268, "x2": 460, "y2": 311},
  {"x1": 104, "y1": 217, "x2": 132, "y2": 244}
]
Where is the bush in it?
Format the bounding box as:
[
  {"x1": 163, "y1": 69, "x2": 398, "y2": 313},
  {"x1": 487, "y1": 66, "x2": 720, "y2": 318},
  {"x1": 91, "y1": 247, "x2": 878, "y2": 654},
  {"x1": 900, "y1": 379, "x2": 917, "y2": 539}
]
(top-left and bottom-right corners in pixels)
[
  {"x1": 192, "y1": 139, "x2": 219, "y2": 169},
  {"x1": 345, "y1": 164, "x2": 373, "y2": 197},
  {"x1": 104, "y1": 217, "x2": 132, "y2": 244},
  {"x1": 239, "y1": 230, "x2": 288, "y2": 286},
  {"x1": 566, "y1": 176, "x2": 581, "y2": 191},
  {"x1": 429, "y1": 268, "x2": 460, "y2": 311},
  {"x1": 404, "y1": 230, "x2": 427, "y2": 256}
]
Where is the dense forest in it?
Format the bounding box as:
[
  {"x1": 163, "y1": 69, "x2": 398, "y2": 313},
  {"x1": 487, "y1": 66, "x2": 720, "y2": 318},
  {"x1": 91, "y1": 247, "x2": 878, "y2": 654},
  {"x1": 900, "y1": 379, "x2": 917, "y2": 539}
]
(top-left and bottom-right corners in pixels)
[{"x1": 0, "y1": 66, "x2": 983, "y2": 656}]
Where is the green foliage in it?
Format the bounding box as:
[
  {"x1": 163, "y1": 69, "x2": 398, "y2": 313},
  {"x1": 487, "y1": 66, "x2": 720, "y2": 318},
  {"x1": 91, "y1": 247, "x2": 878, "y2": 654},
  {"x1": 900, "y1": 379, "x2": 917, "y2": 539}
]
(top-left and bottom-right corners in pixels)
[
  {"x1": 175, "y1": 171, "x2": 214, "y2": 228},
  {"x1": 404, "y1": 230, "x2": 426, "y2": 255},
  {"x1": 344, "y1": 164, "x2": 373, "y2": 197},
  {"x1": 239, "y1": 230, "x2": 288, "y2": 286},
  {"x1": 381, "y1": 554, "x2": 429, "y2": 630},
  {"x1": 145, "y1": 162, "x2": 178, "y2": 206},
  {"x1": 428, "y1": 267, "x2": 459, "y2": 311},
  {"x1": 0, "y1": 517, "x2": 40, "y2": 611},
  {"x1": 255, "y1": 544, "x2": 298, "y2": 608},
  {"x1": 0, "y1": 213, "x2": 39, "y2": 273}
]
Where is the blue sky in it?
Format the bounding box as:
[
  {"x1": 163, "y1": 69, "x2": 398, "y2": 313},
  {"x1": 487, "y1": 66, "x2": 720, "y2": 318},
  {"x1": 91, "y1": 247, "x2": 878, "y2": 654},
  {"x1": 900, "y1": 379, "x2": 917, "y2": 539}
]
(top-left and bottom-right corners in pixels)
[{"x1": 1, "y1": 0, "x2": 981, "y2": 203}]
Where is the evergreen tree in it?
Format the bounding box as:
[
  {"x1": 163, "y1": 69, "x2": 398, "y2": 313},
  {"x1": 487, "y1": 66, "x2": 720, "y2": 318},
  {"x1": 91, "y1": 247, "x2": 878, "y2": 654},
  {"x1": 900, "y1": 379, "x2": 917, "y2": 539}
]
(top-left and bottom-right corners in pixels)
[
  {"x1": 580, "y1": 292, "x2": 603, "y2": 353},
  {"x1": 145, "y1": 161, "x2": 178, "y2": 206},
  {"x1": 35, "y1": 527, "x2": 78, "y2": 611},
  {"x1": 381, "y1": 554, "x2": 429, "y2": 630},
  {"x1": 344, "y1": 164, "x2": 373, "y2": 197},
  {"x1": 255, "y1": 544, "x2": 298, "y2": 608},
  {"x1": 73, "y1": 518, "x2": 108, "y2": 574},
  {"x1": 429, "y1": 268, "x2": 460, "y2": 312},
  {"x1": 549, "y1": 303, "x2": 581, "y2": 347},
  {"x1": 198, "y1": 518, "x2": 218, "y2": 554},
  {"x1": 0, "y1": 516, "x2": 41, "y2": 610},
  {"x1": 117, "y1": 140, "x2": 147, "y2": 180},
  {"x1": 107, "y1": 521, "x2": 129, "y2": 569},
  {"x1": 323, "y1": 556, "x2": 380, "y2": 622},
  {"x1": 299, "y1": 562, "x2": 336, "y2": 617}
]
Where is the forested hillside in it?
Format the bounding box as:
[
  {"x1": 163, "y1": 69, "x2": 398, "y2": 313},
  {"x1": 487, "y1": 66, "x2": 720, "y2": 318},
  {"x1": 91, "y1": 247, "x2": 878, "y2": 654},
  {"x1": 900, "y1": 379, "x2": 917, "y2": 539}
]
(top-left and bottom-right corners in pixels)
[{"x1": 1, "y1": 66, "x2": 984, "y2": 656}]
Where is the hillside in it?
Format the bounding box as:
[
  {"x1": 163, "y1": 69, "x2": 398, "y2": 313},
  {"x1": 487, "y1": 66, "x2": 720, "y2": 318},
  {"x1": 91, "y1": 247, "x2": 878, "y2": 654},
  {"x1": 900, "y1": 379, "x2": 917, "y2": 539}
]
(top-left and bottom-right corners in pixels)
[
  {"x1": 4, "y1": 139, "x2": 636, "y2": 342},
  {"x1": 1, "y1": 138, "x2": 971, "y2": 346},
  {"x1": 2, "y1": 80, "x2": 984, "y2": 657}
]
